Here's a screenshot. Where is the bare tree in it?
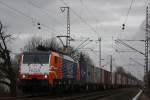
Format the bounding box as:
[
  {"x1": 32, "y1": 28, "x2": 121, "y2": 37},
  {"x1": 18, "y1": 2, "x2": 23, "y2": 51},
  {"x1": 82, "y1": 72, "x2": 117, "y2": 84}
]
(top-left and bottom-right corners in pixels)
[
  {"x1": 42, "y1": 38, "x2": 63, "y2": 52},
  {"x1": 0, "y1": 21, "x2": 16, "y2": 96},
  {"x1": 116, "y1": 66, "x2": 126, "y2": 74},
  {"x1": 24, "y1": 36, "x2": 63, "y2": 53},
  {"x1": 79, "y1": 52, "x2": 93, "y2": 65},
  {"x1": 24, "y1": 36, "x2": 42, "y2": 51}
]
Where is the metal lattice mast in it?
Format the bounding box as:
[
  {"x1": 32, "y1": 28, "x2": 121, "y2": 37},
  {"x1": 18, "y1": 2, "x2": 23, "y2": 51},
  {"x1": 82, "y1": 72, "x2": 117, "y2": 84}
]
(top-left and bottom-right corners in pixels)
[
  {"x1": 59, "y1": 7, "x2": 71, "y2": 54},
  {"x1": 145, "y1": 6, "x2": 149, "y2": 87},
  {"x1": 67, "y1": 7, "x2": 70, "y2": 48},
  {"x1": 98, "y1": 38, "x2": 101, "y2": 68},
  {"x1": 145, "y1": 6, "x2": 149, "y2": 74}
]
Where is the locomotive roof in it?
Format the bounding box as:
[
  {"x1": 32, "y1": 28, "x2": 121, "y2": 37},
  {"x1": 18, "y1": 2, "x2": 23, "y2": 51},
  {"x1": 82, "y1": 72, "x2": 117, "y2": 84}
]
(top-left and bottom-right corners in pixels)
[
  {"x1": 23, "y1": 51, "x2": 50, "y2": 55},
  {"x1": 23, "y1": 51, "x2": 75, "y2": 62}
]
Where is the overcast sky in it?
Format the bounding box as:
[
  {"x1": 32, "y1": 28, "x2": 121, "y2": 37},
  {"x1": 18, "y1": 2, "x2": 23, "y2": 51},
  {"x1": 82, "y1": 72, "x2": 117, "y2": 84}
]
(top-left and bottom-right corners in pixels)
[{"x1": 0, "y1": 0, "x2": 149, "y2": 80}]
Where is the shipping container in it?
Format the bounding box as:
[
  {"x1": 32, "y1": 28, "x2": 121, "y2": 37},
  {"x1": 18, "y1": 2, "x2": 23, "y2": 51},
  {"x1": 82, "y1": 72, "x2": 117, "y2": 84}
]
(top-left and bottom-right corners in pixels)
[
  {"x1": 115, "y1": 73, "x2": 122, "y2": 85},
  {"x1": 111, "y1": 72, "x2": 116, "y2": 85},
  {"x1": 128, "y1": 78, "x2": 131, "y2": 85},
  {"x1": 79, "y1": 61, "x2": 86, "y2": 81},
  {"x1": 123, "y1": 75, "x2": 128, "y2": 86},
  {"x1": 79, "y1": 61, "x2": 94, "y2": 83},
  {"x1": 121, "y1": 74, "x2": 125, "y2": 85},
  {"x1": 124, "y1": 76, "x2": 128, "y2": 86},
  {"x1": 101, "y1": 69, "x2": 105, "y2": 84},
  {"x1": 108, "y1": 71, "x2": 112, "y2": 85},
  {"x1": 94, "y1": 67, "x2": 101, "y2": 83},
  {"x1": 86, "y1": 64, "x2": 94, "y2": 83},
  {"x1": 61, "y1": 55, "x2": 77, "y2": 80},
  {"x1": 104, "y1": 70, "x2": 111, "y2": 85}
]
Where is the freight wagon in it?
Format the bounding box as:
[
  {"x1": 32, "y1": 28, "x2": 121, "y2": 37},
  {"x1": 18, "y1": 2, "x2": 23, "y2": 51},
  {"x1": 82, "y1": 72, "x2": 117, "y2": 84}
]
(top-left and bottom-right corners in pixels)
[
  {"x1": 111, "y1": 72, "x2": 116, "y2": 88},
  {"x1": 79, "y1": 60, "x2": 96, "y2": 91}
]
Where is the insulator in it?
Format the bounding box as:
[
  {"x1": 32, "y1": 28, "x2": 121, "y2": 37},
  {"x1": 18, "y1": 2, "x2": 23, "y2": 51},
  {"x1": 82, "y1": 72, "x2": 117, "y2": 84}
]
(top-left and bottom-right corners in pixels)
[
  {"x1": 38, "y1": 27, "x2": 41, "y2": 29},
  {"x1": 122, "y1": 24, "x2": 125, "y2": 30},
  {"x1": 37, "y1": 22, "x2": 40, "y2": 25}
]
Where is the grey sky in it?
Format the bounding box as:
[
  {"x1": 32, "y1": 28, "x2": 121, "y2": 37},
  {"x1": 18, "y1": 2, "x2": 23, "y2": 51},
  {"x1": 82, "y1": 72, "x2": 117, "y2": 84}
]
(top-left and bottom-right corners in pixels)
[{"x1": 0, "y1": 0, "x2": 148, "y2": 80}]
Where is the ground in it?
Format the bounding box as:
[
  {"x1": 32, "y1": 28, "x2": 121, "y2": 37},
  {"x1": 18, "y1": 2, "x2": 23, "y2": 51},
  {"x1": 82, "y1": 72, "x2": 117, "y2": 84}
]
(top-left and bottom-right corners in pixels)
[
  {"x1": 98, "y1": 88, "x2": 139, "y2": 100},
  {"x1": 138, "y1": 88, "x2": 150, "y2": 100}
]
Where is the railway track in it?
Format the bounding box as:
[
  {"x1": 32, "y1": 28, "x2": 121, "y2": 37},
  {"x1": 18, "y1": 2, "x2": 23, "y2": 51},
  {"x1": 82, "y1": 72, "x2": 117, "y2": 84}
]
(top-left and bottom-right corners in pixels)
[
  {"x1": 0, "y1": 93, "x2": 50, "y2": 100},
  {"x1": 53, "y1": 89, "x2": 124, "y2": 100},
  {"x1": 0, "y1": 88, "x2": 138, "y2": 100}
]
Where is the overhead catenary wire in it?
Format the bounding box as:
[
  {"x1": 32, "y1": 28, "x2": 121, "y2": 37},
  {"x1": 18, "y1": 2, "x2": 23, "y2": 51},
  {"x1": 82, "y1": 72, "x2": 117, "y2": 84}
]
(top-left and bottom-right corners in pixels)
[
  {"x1": 0, "y1": 0, "x2": 59, "y2": 34},
  {"x1": 115, "y1": 39, "x2": 145, "y2": 55},
  {"x1": 80, "y1": 0, "x2": 100, "y2": 24},
  {"x1": 122, "y1": 0, "x2": 136, "y2": 30},
  {"x1": 26, "y1": 0, "x2": 63, "y2": 26},
  {"x1": 59, "y1": 0, "x2": 99, "y2": 36}
]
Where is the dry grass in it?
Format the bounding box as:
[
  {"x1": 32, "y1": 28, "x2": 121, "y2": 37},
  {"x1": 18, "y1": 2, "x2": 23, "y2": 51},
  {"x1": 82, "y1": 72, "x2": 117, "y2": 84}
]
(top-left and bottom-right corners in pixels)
[
  {"x1": 138, "y1": 94, "x2": 150, "y2": 100},
  {"x1": 138, "y1": 88, "x2": 150, "y2": 100}
]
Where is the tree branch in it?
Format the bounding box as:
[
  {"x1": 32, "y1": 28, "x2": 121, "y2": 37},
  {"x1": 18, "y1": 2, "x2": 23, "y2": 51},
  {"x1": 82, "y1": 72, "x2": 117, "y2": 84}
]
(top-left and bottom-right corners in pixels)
[{"x1": 0, "y1": 80, "x2": 10, "y2": 87}]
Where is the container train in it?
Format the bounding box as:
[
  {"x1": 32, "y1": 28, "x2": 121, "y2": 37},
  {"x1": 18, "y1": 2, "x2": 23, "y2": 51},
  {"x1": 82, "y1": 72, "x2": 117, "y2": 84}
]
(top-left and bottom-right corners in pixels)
[{"x1": 18, "y1": 51, "x2": 141, "y2": 92}]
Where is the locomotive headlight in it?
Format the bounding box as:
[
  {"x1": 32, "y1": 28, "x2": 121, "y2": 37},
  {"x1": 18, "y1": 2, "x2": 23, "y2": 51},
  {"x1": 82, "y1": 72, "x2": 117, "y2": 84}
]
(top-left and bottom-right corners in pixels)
[
  {"x1": 44, "y1": 75, "x2": 48, "y2": 78},
  {"x1": 22, "y1": 74, "x2": 26, "y2": 78}
]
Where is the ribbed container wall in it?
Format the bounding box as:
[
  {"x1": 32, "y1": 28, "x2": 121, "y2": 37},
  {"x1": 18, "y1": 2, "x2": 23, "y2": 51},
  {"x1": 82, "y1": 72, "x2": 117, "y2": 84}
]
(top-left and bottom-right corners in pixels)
[
  {"x1": 128, "y1": 78, "x2": 131, "y2": 85},
  {"x1": 79, "y1": 62, "x2": 86, "y2": 81},
  {"x1": 124, "y1": 76, "x2": 128, "y2": 86},
  {"x1": 115, "y1": 73, "x2": 121, "y2": 85},
  {"x1": 101, "y1": 69, "x2": 105, "y2": 84},
  {"x1": 79, "y1": 61, "x2": 94, "y2": 83},
  {"x1": 101, "y1": 69, "x2": 112, "y2": 85},
  {"x1": 118, "y1": 74, "x2": 122, "y2": 85},
  {"x1": 107, "y1": 71, "x2": 112, "y2": 85},
  {"x1": 104, "y1": 70, "x2": 111, "y2": 85},
  {"x1": 111, "y1": 72, "x2": 116, "y2": 85},
  {"x1": 121, "y1": 75, "x2": 125, "y2": 85},
  {"x1": 62, "y1": 58, "x2": 77, "y2": 80},
  {"x1": 86, "y1": 64, "x2": 94, "y2": 83},
  {"x1": 94, "y1": 67, "x2": 101, "y2": 84}
]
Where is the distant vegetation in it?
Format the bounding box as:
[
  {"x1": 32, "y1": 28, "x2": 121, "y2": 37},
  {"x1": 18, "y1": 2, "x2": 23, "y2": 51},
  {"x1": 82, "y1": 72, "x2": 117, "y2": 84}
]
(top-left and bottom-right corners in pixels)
[
  {"x1": 116, "y1": 67, "x2": 126, "y2": 74},
  {"x1": 24, "y1": 36, "x2": 63, "y2": 53}
]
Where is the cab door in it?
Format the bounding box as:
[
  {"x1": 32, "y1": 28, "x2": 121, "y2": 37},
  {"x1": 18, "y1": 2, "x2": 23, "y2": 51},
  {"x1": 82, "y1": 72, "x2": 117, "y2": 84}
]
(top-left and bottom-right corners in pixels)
[{"x1": 48, "y1": 52, "x2": 62, "y2": 85}]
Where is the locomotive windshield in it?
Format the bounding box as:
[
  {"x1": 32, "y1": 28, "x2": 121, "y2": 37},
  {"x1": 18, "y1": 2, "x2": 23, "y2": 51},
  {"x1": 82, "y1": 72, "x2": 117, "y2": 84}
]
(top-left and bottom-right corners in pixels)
[
  {"x1": 23, "y1": 53, "x2": 49, "y2": 64},
  {"x1": 20, "y1": 52, "x2": 50, "y2": 74}
]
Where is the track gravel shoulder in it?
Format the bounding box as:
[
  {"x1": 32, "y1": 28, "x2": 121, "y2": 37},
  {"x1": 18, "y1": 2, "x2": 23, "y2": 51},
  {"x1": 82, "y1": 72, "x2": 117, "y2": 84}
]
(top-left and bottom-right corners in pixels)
[
  {"x1": 97, "y1": 88, "x2": 139, "y2": 100},
  {"x1": 0, "y1": 88, "x2": 139, "y2": 100}
]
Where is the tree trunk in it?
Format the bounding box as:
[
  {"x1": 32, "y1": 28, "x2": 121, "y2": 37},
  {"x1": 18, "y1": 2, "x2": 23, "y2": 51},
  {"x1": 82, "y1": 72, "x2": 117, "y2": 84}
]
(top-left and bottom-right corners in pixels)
[{"x1": 10, "y1": 78, "x2": 17, "y2": 96}]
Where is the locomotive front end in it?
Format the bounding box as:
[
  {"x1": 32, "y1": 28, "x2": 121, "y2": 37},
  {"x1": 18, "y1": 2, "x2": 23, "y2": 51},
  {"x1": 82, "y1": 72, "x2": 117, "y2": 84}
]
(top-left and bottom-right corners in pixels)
[{"x1": 19, "y1": 52, "x2": 50, "y2": 92}]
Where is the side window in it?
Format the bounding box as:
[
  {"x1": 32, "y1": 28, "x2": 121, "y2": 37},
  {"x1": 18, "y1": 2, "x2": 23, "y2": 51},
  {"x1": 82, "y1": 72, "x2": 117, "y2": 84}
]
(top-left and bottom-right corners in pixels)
[{"x1": 54, "y1": 56, "x2": 58, "y2": 64}]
